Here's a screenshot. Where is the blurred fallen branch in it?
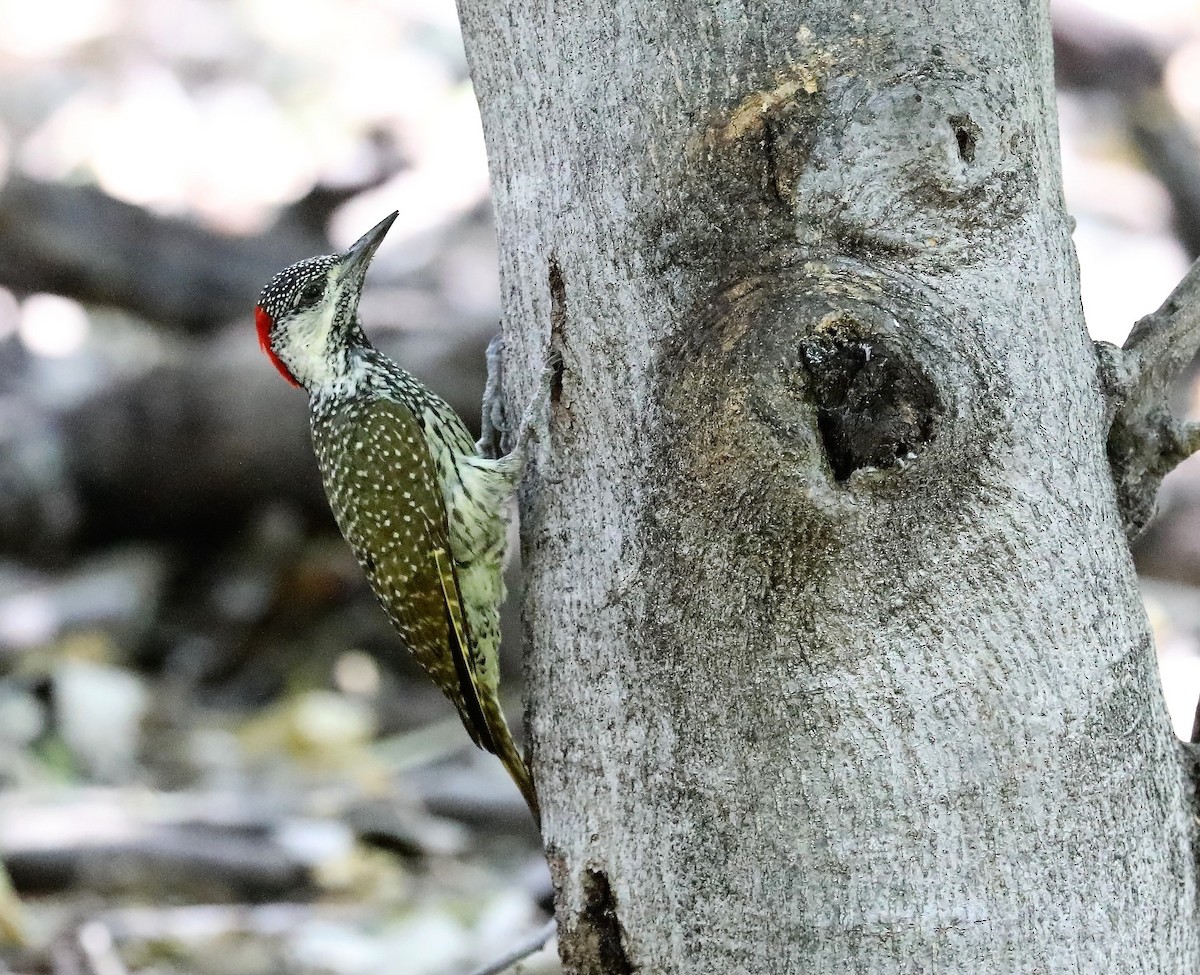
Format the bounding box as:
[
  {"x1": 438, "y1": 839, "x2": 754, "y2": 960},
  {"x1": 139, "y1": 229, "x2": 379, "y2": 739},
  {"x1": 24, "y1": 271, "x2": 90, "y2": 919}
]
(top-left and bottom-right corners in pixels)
[
  {"x1": 0, "y1": 791, "x2": 312, "y2": 900},
  {"x1": 45, "y1": 904, "x2": 324, "y2": 975},
  {"x1": 97, "y1": 902, "x2": 318, "y2": 941},
  {"x1": 6, "y1": 825, "x2": 309, "y2": 901},
  {"x1": 1053, "y1": 1, "x2": 1200, "y2": 258},
  {"x1": 0, "y1": 326, "x2": 492, "y2": 556},
  {"x1": 0, "y1": 176, "x2": 360, "y2": 334},
  {"x1": 59, "y1": 357, "x2": 321, "y2": 547},
  {"x1": 464, "y1": 919, "x2": 556, "y2": 975},
  {"x1": 1129, "y1": 95, "x2": 1200, "y2": 260},
  {"x1": 0, "y1": 783, "x2": 478, "y2": 901}
]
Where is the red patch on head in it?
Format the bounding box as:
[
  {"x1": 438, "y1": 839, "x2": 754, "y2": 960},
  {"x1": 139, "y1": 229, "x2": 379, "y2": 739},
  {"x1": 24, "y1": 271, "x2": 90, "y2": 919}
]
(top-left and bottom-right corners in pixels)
[{"x1": 255, "y1": 305, "x2": 300, "y2": 388}]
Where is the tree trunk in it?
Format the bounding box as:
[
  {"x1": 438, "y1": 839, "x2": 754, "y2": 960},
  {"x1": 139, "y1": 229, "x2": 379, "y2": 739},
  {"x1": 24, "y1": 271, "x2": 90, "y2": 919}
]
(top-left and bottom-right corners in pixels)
[{"x1": 456, "y1": 0, "x2": 1200, "y2": 971}]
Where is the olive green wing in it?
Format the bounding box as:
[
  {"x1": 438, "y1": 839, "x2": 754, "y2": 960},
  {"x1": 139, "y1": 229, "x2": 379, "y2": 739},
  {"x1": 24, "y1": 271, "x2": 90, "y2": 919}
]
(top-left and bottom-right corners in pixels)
[
  {"x1": 317, "y1": 397, "x2": 496, "y2": 754},
  {"x1": 427, "y1": 537, "x2": 498, "y2": 753}
]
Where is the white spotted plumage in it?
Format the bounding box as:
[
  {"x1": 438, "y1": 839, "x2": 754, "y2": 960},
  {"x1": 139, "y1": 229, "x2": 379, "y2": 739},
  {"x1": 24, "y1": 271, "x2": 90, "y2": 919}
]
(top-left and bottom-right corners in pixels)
[{"x1": 255, "y1": 213, "x2": 541, "y2": 819}]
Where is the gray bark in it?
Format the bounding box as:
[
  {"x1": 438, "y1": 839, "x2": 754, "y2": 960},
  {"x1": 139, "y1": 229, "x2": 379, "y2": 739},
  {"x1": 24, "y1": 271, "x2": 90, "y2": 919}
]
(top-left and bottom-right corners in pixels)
[{"x1": 456, "y1": 0, "x2": 1200, "y2": 971}]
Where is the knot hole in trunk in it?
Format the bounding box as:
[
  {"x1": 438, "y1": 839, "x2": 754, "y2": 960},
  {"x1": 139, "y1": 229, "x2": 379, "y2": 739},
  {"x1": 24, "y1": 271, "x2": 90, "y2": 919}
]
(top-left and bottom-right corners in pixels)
[{"x1": 799, "y1": 315, "x2": 942, "y2": 480}]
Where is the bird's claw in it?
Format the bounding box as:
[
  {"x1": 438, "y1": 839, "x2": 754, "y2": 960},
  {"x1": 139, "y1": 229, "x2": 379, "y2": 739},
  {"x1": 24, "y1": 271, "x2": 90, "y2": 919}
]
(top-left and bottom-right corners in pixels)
[
  {"x1": 476, "y1": 334, "x2": 507, "y2": 458},
  {"x1": 477, "y1": 334, "x2": 560, "y2": 457}
]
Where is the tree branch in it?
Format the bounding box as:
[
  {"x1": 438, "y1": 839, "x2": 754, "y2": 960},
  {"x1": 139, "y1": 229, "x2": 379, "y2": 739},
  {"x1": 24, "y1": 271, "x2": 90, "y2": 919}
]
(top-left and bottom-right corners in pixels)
[
  {"x1": 463, "y1": 920, "x2": 556, "y2": 975},
  {"x1": 1101, "y1": 256, "x2": 1200, "y2": 537},
  {"x1": 1125, "y1": 258, "x2": 1200, "y2": 390},
  {"x1": 0, "y1": 176, "x2": 355, "y2": 334}
]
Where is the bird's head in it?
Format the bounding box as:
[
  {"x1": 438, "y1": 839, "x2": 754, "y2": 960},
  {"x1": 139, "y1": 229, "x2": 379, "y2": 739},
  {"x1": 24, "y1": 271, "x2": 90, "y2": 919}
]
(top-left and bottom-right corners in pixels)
[{"x1": 254, "y1": 211, "x2": 398, "y2": 392}]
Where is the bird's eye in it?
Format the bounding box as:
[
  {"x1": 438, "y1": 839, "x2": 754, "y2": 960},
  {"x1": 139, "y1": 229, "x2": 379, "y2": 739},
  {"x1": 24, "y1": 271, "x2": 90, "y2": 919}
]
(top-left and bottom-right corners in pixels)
[{"x1": 295, "y1": 280, "x2": 325, "y2": 308}]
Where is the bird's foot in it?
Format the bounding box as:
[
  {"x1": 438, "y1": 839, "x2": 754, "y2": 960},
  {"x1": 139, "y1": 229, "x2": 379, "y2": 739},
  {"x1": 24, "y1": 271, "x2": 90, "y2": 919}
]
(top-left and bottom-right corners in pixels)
[
  {"x1": 476, "y1": 333, "x2": 508, "y2": 459},
  {"x1": 477, "y1": 332, "x2": 561, "y2": 459}
]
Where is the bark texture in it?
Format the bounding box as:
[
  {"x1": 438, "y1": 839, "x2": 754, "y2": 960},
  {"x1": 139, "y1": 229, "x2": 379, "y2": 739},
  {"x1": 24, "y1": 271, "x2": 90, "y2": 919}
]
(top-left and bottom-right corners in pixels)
[{"x1": 456, "y1": 0, "x2": 1199, "y2": 971}]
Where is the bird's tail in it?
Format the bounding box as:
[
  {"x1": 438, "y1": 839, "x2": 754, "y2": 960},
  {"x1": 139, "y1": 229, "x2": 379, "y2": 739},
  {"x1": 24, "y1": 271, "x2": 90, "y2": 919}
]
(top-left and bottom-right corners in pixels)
[{"x1": 485, "y1": 700, "x2": 540, "y2": 825}]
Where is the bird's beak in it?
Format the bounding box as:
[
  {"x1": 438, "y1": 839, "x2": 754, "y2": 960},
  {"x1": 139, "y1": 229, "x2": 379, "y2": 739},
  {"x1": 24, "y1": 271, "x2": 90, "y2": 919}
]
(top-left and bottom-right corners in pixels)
[{"x1": 337, "y1": 211, "x2": 399, "y2": 290}]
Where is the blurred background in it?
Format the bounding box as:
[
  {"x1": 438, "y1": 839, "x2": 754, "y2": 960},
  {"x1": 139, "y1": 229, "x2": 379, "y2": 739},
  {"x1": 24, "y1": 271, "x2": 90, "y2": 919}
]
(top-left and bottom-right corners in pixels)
[{"x1": 0, "y1": 0, "x2": 1194, "y2": 972}]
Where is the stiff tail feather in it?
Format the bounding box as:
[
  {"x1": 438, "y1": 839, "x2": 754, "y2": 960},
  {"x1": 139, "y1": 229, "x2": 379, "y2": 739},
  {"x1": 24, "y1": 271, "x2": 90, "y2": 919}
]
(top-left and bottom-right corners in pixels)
[
  {"x1": 432, "y1": 542, "x2": 539, "y2": 823},
  {"x1": 486, "y1": 702, "x2": 540, "y2": 824}
]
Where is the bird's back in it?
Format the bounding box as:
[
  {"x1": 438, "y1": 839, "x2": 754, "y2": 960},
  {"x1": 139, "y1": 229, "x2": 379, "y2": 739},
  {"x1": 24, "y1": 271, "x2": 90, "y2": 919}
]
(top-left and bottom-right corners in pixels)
[{"x1": 309, "y1": 378, "x2": 497, "y2": 747}]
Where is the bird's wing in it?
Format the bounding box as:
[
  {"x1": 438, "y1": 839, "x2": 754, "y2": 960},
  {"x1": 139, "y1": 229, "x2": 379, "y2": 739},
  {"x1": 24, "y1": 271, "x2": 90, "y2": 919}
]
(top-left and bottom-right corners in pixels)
[
  {"x1": 427, "y1": 532, "x2": 497, "y2": 753},
  {"x1": 322, "y1": 397, "x2": 497, "y2": 754}
]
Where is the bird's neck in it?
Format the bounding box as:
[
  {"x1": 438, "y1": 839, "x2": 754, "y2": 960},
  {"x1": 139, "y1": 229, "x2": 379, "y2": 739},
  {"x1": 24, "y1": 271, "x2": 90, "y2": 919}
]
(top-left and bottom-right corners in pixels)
[{"x1": 301, "y1": 319, "x2": 373, "y2": 401}]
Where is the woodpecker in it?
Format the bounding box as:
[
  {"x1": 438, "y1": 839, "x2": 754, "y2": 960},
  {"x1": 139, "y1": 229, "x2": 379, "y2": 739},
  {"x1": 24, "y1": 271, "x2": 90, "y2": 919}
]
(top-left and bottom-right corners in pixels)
[{"x1": 255, "y1": 212, "x2": 549, "y2": 820}]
